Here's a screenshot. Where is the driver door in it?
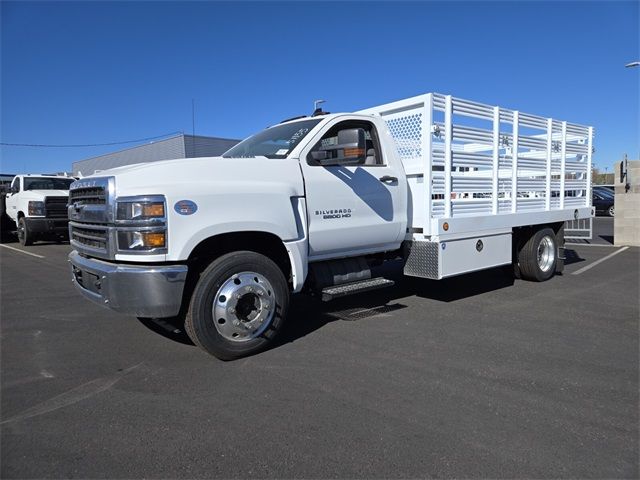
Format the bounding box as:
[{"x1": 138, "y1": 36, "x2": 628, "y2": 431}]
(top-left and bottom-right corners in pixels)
[
  {"x1": 5, "y1": 177, "x2": 20, "y2": 217},
  {"x1": 300, "y1": 119, "x2": 406, "y2": 259}
]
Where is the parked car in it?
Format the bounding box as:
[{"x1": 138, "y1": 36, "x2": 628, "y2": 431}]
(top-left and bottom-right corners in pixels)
[
  {"x1": 593, "y1": 185, "x2": 614, "y2": 197},
  {"x1": 593, "y1": 190, "x2": 614, "y2": 217}
]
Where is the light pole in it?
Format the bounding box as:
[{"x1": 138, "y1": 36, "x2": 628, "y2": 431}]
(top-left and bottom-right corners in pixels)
[{"x1": 623, "y1": 60, "x2": 637, "y2": 192}]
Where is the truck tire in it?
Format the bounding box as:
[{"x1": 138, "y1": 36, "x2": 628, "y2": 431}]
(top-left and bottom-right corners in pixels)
[
  {"x1": 517, "y1": 227, "x2": 557, "y2": 282},
  {"x1": 185, "y1": 251, "x2": 290, "y2": 360},
  {"x1": 17, "y1": 217, "x2": 33, "y2": 246}
]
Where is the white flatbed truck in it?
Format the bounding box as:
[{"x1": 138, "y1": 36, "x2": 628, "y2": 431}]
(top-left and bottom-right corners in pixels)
[
  {"x1": 68, "y1": 93, "x2": 594, "y2": 360},
  {"x1": 5, "y1": 174, "x2": 75, "y2": 245}
]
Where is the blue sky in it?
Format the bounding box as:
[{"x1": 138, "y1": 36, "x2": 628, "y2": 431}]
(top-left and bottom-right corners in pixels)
[{"x1": 1, "y1": 1, "x2": 638, "y2": 174}]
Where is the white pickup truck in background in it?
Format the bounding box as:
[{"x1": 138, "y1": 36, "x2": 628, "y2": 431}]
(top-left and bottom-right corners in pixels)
[
  {"x1": 5, "y1": 174, "x2": 75, "y2": 246},
  {"x1": 67, "y1": 93, "x2": 594, "y2": 360}
]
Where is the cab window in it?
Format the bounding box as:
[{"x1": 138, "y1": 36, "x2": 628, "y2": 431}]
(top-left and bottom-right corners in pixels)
[
  {"x1": 307, "y1": 120, "x2": 383, "y2": 167},
  {"x1": 10, "y1": 177, "x2": 20, "y2": 193}
]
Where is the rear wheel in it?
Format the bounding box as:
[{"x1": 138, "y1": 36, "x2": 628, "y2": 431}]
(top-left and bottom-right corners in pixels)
[
  {"x1": 607, "y1": 205, "x2": 614, "y2": 217},
  {"x1": 17, "y1": 217, "x2": 33, "y2": 246},
  {"x1": 185, "y1": 251, "x2": 289, "y2": 360},
  {"x1": 517, "y1": 227, "x2": 557, "y2": 282}
]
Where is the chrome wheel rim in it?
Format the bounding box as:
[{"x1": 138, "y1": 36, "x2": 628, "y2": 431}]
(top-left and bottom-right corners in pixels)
[
  {"x1": 537, "y1": 235, "x2": 555, "y2": 273},
  {"x1": 212, "y1": 271, "x2": 275, "y2": 342},
  {"x1": 608, "y1": 206, "x2": 614, "y2": 216},
  {"x1": 17, "y1": 221, "x2": 25, "y2": 242}
]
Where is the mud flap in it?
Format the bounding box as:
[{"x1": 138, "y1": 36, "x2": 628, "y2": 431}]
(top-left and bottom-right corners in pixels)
[{"x1": 554, "y1": 223, "x2": 565, "y2": 274}]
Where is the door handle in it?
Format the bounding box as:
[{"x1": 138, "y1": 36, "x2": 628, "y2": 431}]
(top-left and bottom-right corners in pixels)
[{"x1": 379, "y1": 175, "x2": 398, "y2": 183}]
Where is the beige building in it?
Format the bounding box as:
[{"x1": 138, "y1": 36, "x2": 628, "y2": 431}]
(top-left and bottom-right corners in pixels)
[{"x1": 614, "y1": 159, "x2": 640, "y2": 246}]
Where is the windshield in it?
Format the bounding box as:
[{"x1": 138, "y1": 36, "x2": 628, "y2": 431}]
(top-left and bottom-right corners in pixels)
[
  {"x1": 24, "y1": 177, "x2": 74, "y2": 191},
  {"x1": 223, "y1": 119, "x2": 322, "y2": 159}
]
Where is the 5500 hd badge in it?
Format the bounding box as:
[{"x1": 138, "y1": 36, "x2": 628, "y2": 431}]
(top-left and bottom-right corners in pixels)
[{"x1": 315, "y1": 208, "x2": 352, "y2": 219}]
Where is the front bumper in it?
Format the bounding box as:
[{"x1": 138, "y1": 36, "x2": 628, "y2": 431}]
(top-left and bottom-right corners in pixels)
[
  {"x1": 25, "y1": 217, "x2": 69, "y2": 236},
  {"x1": 69, "y1": 250, "x2": 188, "y2": 318}
]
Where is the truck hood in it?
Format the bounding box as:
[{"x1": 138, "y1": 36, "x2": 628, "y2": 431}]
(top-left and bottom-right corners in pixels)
[
  {"x1": 92, "y1": 156, "x2": 305, "y2": 198},
  {"x1": 16, "y1": 189, "x2": 69, "y2": 200}
]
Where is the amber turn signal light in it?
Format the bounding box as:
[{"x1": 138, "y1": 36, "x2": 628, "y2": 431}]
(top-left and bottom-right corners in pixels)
[
  {"x1": 142, "y1": 203, "x2": 165, "y2": 217},
  {"x1": 142, "y1": 232, "x2": 166, "y2": 248}
]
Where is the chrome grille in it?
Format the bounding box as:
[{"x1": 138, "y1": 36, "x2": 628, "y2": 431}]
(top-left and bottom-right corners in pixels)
[
  {"x1": 68, "y1": 177, "x2": 114, "y2": 226},
  {"x1": 45, "y1": 196, "x2": 69, "y2": 218},
  {"x1": 68, "y1": 177, "x2": 114, "y2": 258},
  {"x1": 70, "y1": 223, "x2": 109, "y2": 255},
  {"x1": 69, "y1": 187, "x2": 106, "y2": 205}
]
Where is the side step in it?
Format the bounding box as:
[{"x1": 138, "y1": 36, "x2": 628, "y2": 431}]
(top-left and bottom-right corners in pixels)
[{"x1": 321, "y1": 277, "x2": 395, "y2": 302}]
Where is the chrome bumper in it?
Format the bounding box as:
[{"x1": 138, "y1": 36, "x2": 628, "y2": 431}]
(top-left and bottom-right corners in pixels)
[{"x1": 68, "y1": 250, "x2": 188, "y2": 318}]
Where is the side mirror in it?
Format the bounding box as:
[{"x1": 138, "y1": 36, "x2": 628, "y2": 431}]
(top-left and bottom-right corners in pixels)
[
  {"x1": 317, "y1": 128, "x2": 366, "y2": 166},
  {"x1": 335, "y1": 128, "x2": 366, "y2": 152},
  {"x1": 310, "y1": 151, "x2": 329, "y2": 161}
]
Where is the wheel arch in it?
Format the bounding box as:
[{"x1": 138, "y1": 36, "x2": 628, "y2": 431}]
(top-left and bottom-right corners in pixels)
[
  {"x1": 175, "y1": 231, "x2": 295, "y2": 321},
  {"x1": 513, "y1": 221, "x2": 564, "y2": 247},
  {"x1": 513, "y1": 222, "x2": 564, "y2": 280},
  {"x1": 187, "y1": 231, "x2": 292, "y2": 284}
]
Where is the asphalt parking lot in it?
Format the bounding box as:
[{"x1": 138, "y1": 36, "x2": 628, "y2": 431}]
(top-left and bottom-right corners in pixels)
[
  {"x1": 1, "y1": 219, "x2": 638, "y2": 479},
  {"x1": 576, "y1": 215, "x2": 615, "y2": 245}
]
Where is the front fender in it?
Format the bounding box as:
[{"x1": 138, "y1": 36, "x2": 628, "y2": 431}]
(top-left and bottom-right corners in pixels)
[{"x1": 173, "y1": 220, "x2": 298, "y2": 261}]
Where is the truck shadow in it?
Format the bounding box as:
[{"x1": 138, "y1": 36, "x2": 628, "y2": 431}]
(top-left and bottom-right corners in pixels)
[
  {"x1": 137, "y1": 317, "x2": 194, "y2": 346},
  {"x1": 0, "y1": 231, "x2": 69, "y2": 246},
  {"x1": 327, "y1": 166, "x2": 394, "y2": 221},
  {"x1": 1, "y1": 238, "x2": 70, "y2": 246},
  {"x1": 0, "y1": 229, "x2": 16, "y2": 243},
  {"x1": 137, "y1": 264, "x2": 521, "y2": 354},
  {"x1": 275, "y1": 265, "x2": 516, "y2": 348},
  {"x1": 599, "y1": 235, "x2": 614, "y2": 245},
  {"x1": 564, "y1": 248, "x2": 585, "y2": 265}
]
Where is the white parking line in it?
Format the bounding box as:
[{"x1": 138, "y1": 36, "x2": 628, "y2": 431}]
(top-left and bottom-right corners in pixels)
[
  {"x1": 0, "y1": 244, "x2": 45, "y2": 259},
  {"x1": 565, "y1": 242, "x2": 618, "y2": 247},
  {"x1": 0, "y1": 363, "x2": 143, "y2": 425},
  {"x1": 571, "y1": 246, "x2": 629, "y2": 275}
]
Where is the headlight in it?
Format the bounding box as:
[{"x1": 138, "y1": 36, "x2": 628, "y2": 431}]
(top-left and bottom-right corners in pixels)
[
  {"x1": 117, "y1": 230, "x2": 166, "y2": 251},
  {"x1": 116, "y1": 199, "x2": 165, "y2": 221},
  {"x1": 28, "y1": 201, "x2": 45, "y2": 216},
  {"x1": 115, "y1": 196, "x2": 167, "y2": 253}
]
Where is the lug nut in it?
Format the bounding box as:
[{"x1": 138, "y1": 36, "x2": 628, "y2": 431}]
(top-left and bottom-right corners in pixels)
[{"x1": 229, "y1": 308, "x2": 235, "y2": 314}]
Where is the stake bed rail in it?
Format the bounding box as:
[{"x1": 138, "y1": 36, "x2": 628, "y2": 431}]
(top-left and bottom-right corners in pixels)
[{"x1": 359, "y1": 93, "x2": 594, "y2": 238}]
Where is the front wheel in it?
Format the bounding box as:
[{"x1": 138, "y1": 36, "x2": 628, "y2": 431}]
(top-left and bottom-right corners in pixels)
[
  {"x1": 17, "y1": 217, "x2": 33, "y2": 246},
  {"x1": 184, "y1": 251, "x2": 290, "y2": 360},
  {"x1": 517, "y1": 227, "x2": 557, "y2": 282},
  {"x1": 607, "y1": 205, "x2": 615, "y2": 217}
]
